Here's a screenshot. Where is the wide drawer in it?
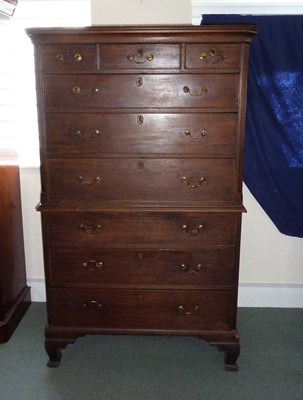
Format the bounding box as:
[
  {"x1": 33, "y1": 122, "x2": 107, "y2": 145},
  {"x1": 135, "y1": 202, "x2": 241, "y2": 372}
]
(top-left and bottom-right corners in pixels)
[
  {"x1": 49, "y1": 248, "x2": 235, "y2": 288},
  {"x1": 49, "y1": 288, "x2": 234, "y2": 331},
  {"x1": 44, "y1": 211, "x2": 239, "y2": 247},
  {"x1": 45, "y1": 158, "x2": 238, "y2": 206},
  {"x1": 45, "y1": 112, "x2": 238, "y2": 156},
  {"x1": 43, "y1": 74, "x2": 239, "y2": 109},
  {"x1": 41, "y1": 44, "x2": 97, "y2": 72},
  {"x1": 185, "y1": 44, "x2": 241, "y2": 70},
  {"x1": 100, "y1": 44, "x2": 180, "y2": 69}
]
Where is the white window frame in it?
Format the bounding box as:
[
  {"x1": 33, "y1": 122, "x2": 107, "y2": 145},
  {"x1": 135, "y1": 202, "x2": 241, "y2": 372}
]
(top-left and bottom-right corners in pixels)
[{"x1": 0, "y1": 0, "x2": 91, "y2": 167}]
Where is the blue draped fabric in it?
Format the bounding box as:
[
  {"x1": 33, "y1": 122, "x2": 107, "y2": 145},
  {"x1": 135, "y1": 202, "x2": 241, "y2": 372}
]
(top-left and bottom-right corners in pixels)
[{"x1": 201, "y1": 15, "x2": 303, "y2": 237}]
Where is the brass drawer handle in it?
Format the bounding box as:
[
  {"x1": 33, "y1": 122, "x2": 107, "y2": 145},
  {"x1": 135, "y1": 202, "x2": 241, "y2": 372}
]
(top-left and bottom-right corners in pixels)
[
  {"x1": 76, "y1": 176, "x2": 101, "y2": 185},
  {"x1": 178, "y1": 305, "x2": 199, "y2": 315},
  {"x1": 75, "y1": 129, "x2": 101, "y2": 141},
  {"x1": 127, "y1": 49, "x2": 154, "y2": 64},
  {"x1": 180, "y1": 263, "x2": 203, "y2": 274},
  {"x1": 199, "y1": 48, "x2": 225, "y2": 64},
  {"x1": 184, "y1": 129, "x2": 207, "y2": 139},
  {"x1": 182, "y1": 224, "x2": 203, "y2": 236},
  {"x1": 56, "y1": 52, "x2": 83, "y2": 63},
  {"x1": 183, "y1": 86, "x2": 208, "y2": 97},
  {"x1": 72, "y1": 86, "x2": 100, "y2": 97},
  {"x1": 82, "y1": 260, "x2": 103, "y2": 271},
  {"x1": 181, "y1": 176, "x2": 206, "y2": 188},
  {"x1": 79, "y1": 224, "x2": 101, "y2": 234},
  {"x1": 83, "y1": 301, "x2": 103, "y2": 313}
]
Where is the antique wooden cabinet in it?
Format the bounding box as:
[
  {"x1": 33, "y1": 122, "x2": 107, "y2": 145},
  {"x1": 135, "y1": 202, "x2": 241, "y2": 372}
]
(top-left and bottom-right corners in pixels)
[
  {"x1": 0, "y1": 152, "x2": 31, "y2": 343},
  {"x1": 27, "y1": 25, "x2": 257, "y2": 370}
]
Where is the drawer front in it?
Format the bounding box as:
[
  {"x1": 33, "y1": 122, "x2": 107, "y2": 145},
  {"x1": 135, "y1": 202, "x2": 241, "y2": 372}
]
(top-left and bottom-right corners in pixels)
[
  {"x1": 45, "y1": 212, "x2": 238, "y2": 246},
  {"x1": 100, "y1": 44, "x2": 180, "y2": 69},
  {"x1": 49, "y1": 248, "x2": 235, "y2": 288},
  {"x1": 186, "y1": 44, "x2": 241, "y2": 70},
  {"x1": 46, "y1": 158, "x2": 238, "y2": 205},
  {"x1": 49, "y1": 288, "x2": 234, "y2": 331},
  {"x1": 41, "y1": 45, "x2": 97, "y2": 72},
  {"x1": 44, "y1": 74, "x2": 239, "y2": 109},
  {"x1": 45, "y1": 112, "x2": 238, "y2": 156}
]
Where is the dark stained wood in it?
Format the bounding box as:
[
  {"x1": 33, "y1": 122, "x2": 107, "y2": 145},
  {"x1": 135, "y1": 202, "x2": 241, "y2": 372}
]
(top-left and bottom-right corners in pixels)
[
  {"x1": 45, "y1": 112, "x2": 238, "y2": 157},
  {"x1": 27, "y1": 25, "x2": 257, "y2": 369},
  {"x1": 44, "y1": 74, "x2": 240, "y2": 110},
  {"x1": 0, "y1": 160, "x2": 31, "y2": 343},
  {"x1": 45, "y1": 158, "x2": 239, "y2": 206},
  {"x1": 48, "y1": 248, "x2": 236, "y2": 289},
  {"x1": 44, "y1": 211, "x2": 238, "y2": 247}
]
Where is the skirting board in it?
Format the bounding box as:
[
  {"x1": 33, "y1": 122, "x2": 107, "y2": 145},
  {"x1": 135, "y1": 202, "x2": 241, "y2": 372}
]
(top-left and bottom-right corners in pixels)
[{"x1": 27, "y1": 279, "x2": 303, "y2": 308}]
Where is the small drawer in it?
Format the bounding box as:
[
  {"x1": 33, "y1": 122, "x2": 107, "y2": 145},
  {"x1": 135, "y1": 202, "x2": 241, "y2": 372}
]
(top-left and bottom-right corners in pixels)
[
  {"x1": 100, "y1": 44, "x2": 180, "y2": 69},
  {"x1": 186, "y1": 44, "x2": 241, "y2": 69},
  {"x1": 49, "y1": 288, "x2": 234, "y2": 331},
  {"x1": 44, "y1": 211, "x2": 239, "y2": 247},
  {"x1": 40, "y1": 45, "x2": 97, "y2": 72},
  {"x1": 45, "y1": 112, "x2": 238, "y2": 157},
  {"x1": 43, "y1": 74, "x2": 239, "y2": 109},
  {"x1": 49, "y1": 248, "x2": 235, "y2": 289},
  {"x1": 45, "y1": 158, "x2": 239, "y2": 206}
]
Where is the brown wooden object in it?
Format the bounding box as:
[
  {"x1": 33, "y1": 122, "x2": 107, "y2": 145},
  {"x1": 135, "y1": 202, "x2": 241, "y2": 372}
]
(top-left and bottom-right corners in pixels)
[
  {"x1": 27, "y1": 25, "x2": 257, "y2": 370},
  {"x1": 0, "y1": 152, "x2": 31, "y2": 342}
]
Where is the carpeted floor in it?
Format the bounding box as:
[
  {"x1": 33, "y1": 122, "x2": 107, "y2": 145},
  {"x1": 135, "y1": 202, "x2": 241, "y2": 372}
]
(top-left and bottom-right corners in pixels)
[{"x1": 0, "y1": 303, "x2": 302, "y2": 400}]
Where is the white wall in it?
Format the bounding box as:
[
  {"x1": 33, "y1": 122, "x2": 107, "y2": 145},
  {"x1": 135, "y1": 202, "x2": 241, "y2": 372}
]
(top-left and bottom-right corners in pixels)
[
  {"x1": 91, "y1": 0, "x2": 191, "y2": 25},
  {"x1": 20, "y1": 0, "x2": 303, "y2": 306}
]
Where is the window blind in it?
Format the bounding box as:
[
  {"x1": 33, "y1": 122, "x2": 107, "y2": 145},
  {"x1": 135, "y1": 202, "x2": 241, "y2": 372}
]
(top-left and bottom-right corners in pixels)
[{"x1": 0, "y1": 0, "x2": 90, "y2": 167}]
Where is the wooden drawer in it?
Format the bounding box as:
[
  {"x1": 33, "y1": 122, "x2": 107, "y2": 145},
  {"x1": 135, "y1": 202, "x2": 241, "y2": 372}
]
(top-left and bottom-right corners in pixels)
[
  {"x1": 45, "y1": 112, "x2": 238, "y2": 156},
  {"x1": 44, "y1": 74, "x2": 239, "y2": 109},
  {"x1": 46, "y1": 158, "x2": 238, "y2": 206},
  {"x1": 186, "y1": 44, "x2": 241, "y2": 70},
  {"x1": 49, "y1": 248, "x2": 235, "y2": 288},
  {"x1": 41, "y1": 45, "x2": 97, "y2": 72},
  {"x1": 49, "y1": 288, "x2": 234, "y2": 331},
  {"x1": 100, "y1": 44, "x2": 180, "y2": 69},
  {"x1": 44, "y1": 211, "x2": 238, "y2": 247}
]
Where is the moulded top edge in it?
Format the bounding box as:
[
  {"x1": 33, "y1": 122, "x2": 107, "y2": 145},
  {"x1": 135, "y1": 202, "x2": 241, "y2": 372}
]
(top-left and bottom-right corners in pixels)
[{"x1": 26, "y1": 24, "x2": 258, "y2": 42}]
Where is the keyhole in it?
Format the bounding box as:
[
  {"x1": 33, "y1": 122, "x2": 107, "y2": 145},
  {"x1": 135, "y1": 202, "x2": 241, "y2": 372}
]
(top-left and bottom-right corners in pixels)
[{"x1": 136, "y1": 77, "x2": 143, "y2": 87}]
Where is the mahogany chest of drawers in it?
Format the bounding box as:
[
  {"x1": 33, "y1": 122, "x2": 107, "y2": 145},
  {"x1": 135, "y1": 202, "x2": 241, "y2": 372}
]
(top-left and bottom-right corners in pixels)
[
  {"x1": 27, "y1": 25, "x2": 257, "y2": 370},
  {"x1": 0, "y1": 154, "x2": 31, "y2": 343}
]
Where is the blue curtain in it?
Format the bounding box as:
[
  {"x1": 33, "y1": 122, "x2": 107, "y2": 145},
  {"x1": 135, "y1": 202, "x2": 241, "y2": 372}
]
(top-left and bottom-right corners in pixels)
[{"x1": 201, "y1": 15, "x2": 303, "y2": 237}]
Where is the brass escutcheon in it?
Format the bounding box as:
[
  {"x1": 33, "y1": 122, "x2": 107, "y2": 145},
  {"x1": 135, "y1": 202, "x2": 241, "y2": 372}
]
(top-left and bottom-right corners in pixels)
[
  {"x1": 136, "y1": 77, "x2": 143, "y2": 87},
  {"x1": 137, "y1": 115, "x2": 144, "y2": 125}
]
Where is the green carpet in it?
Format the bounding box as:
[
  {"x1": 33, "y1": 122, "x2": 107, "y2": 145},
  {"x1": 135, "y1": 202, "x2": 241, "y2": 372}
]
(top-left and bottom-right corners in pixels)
[{"x1": 0, "y1": 303, "x2": 302, "y2": 400}]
